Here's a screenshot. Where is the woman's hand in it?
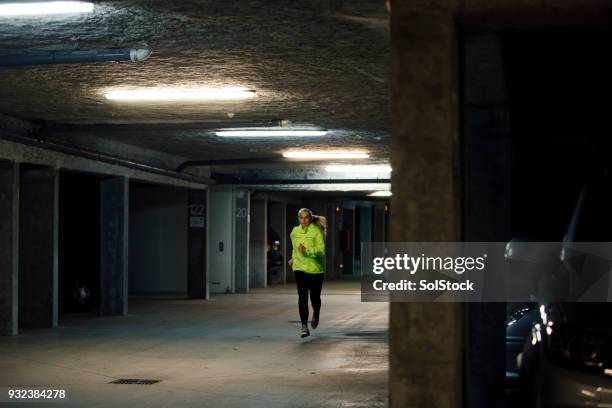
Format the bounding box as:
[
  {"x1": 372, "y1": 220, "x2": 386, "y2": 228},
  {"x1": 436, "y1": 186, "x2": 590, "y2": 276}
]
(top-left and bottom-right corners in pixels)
[
  {"x1": 288, "y1": 258, "x2": 293, "y2": 267},
  {"x1": 298, "y1": 243, "x2": 306, "y2": 254}
]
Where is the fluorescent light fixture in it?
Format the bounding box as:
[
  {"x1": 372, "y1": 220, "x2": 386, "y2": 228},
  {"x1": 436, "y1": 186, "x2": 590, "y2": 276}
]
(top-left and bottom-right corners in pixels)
[
  {"x1": 235, "y1": 183, "x2": 390, "y2": 192},
  {"x1": 282, "y1": 150, "x2": 369, "y2": 159},
  {"x1": 104, "y1": 87, "x2": 256, "y2": 102},
  {"x1": 217, "y1": 130, "x2": 326, "y2": 137},
  {"x1": 325, "y1": 164, "x2": 391, "y2": 173},
  {"x1": 0, "y1": 1, "x2": 93, "y2": 16},
  {"x1": 368, "y1": 191, "x2": 392, "y2": 197}
]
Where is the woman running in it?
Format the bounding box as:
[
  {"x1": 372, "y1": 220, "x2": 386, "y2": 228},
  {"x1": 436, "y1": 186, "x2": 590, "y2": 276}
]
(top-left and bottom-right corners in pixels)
[{"x1": 290, "y1": 208, "x2": 326, "y2": 338}]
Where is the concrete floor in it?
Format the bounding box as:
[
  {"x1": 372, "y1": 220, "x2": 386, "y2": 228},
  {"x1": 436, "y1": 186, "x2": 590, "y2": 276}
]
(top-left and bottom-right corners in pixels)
[{"x1": 0, "y1": 281, "x2": 388, "y2": 407}]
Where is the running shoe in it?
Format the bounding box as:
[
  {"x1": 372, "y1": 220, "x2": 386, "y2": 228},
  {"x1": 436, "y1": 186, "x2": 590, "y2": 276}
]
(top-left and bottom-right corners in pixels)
[{"x1": 300, "y1": 324, "x2": 310, "y2": 338}]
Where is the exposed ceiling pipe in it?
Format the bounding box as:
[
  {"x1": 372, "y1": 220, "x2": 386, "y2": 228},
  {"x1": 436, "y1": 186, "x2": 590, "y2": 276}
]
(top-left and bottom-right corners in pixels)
[
  {"x1": 211, "y1": 174, "x2": 391, "y2": 185},
  {"x1": 177, "y1": 156, "x2": 383, "y2": 173},
  {"x1": 50, "y1": 119, "x2": 285, "y2": 133},
  {"x1": 177, "y1": 157, "x2": 286, "y2": 172},
  {"x1": 232, "y1": 179, "x2": 390, "y2": 185},
  {"x1": 0, "y1": 48, "x2": 151, "y2": 67}
]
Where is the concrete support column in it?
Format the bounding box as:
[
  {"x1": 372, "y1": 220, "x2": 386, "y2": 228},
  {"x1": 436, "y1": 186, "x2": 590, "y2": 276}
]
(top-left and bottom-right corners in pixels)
[
  {"x1": 249, "y1": 199, "x2": 267, "y2": 288},
  {"x1": 390, "y1": 5, "x2": 462, "y2": 408},
  {"x1": 234, "y1": 188, "x2": 250, "y2": 293},
  {"x1": 100, "y1": 177, "x2": 128, "y2": 316},
  {"x1": 373, "y1": 204, "x2": 386, "y2": 243},
  {"x1": 0, "y1": 161, "x2": 19, "y2": 335},
  {"x1": 332, "y1": 204, "x2": 343, "y2": 279},
  {"x1": 188, "y1": 189, "x2": 207, "y2": 299},
  {"x1": 268, "y1": 202, "x2": 287, "y2": 284},
  {"x1": 342, "y1": 208, "x2": 354, "y2": 277},
  {"x1": 358, "y1": 206, "x2": 372, "y2": 277},
  {"x1": 285, "y1": 205, "x2": 299, "y2": 283},
  {"x1": 19, "y1": 167, "x2": 59, "y2": 329},
  {"x1": 324, "y1": 204, "x2": 337, "y2": 280},
  {"x1": 359, "y1": 206, "x2": 372, "y2": 244}
]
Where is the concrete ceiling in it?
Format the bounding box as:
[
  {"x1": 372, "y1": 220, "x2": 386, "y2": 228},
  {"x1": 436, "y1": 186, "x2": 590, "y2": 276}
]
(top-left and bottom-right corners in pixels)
[{"x1": 0, "y1": 0, "x2": 390, "y2": 184}]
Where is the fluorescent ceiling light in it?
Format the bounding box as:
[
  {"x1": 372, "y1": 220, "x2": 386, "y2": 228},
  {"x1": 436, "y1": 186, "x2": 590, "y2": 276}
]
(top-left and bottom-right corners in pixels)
[
  {"x1": 104, "y1": 87, "x2": 256, "y2": 102},
  {"x1": 0, "y1": 1, "x2": 93, "y2": 16},
  {"x1": 234, "y1": 183, "x2": 391, "y2": 192},
  {"x1": 282, "y1": 151, "x2": 369, "y2": 159},
  {"x1": 368, "y1": 191, "x2": 392, "y2": 197},
  {"x1": 325, "y1": 164, "x2": 391, "y2": 173},
  {"x1": 217, "y1": 130, "x2": 326, "y2": 137}
]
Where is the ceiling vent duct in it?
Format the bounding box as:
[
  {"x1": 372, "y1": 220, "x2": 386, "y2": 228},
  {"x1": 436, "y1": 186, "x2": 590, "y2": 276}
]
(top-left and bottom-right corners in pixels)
[{"x1": 0, "y1": 48, "x2": 151, "y2": 67}]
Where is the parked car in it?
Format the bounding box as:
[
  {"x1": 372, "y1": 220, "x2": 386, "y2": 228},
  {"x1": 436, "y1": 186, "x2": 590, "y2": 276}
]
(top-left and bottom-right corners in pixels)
[
  {"x1": 516, "y1": 173, "x2": 612, "y2": 407},
  {"x1": 504, "y1": 237, "x2": 560, "y2": 387},
  {"x1": 519, "y1": 303, "x2": 612, "y2": 407},
  {"x1": 507, "y1": 302, "x2": 537, "y2": 384}
]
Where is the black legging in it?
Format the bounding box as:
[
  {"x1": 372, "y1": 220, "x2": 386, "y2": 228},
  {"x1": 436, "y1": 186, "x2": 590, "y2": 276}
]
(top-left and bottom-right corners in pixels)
[{"x1": 294, "y1": 271, "x2": 324, "y2": 325}]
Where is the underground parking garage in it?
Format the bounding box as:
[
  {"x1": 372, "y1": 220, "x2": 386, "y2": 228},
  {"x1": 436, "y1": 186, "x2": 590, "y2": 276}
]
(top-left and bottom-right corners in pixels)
[{"x1": 2, "y1": 1, "x2": 612, "y2": 407}]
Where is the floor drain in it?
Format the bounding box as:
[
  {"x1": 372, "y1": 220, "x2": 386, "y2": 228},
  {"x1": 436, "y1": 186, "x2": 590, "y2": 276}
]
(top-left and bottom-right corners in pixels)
[{"x1": 110, "y1": 379, "x2": 160, "y2": 385}]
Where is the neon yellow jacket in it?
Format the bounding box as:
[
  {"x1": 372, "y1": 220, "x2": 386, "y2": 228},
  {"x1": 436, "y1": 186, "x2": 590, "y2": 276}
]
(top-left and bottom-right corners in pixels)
[{"x1": 290, "y1": 223, "x2": 325, "y2": 274}]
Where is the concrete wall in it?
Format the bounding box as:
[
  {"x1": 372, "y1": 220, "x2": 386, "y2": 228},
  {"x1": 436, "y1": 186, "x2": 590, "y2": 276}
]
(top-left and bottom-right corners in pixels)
[{"x1": 129, "y1": 185, "x2": 188, "y2": 293}]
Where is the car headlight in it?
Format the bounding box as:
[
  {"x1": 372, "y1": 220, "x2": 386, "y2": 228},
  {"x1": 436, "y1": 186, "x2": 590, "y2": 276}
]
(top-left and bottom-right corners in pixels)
[{"x1": 546, "y1": 326, "x2": 612, "y2": 376}]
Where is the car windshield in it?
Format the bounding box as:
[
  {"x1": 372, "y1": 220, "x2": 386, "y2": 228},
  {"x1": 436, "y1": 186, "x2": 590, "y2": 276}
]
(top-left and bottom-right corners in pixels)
[{"x1": 573, "y1": 179, "x2": 612, "y2": 241}]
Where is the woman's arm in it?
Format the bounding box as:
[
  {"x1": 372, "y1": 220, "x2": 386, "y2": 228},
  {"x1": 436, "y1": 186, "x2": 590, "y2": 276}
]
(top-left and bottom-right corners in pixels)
[{"x1": 305, "y1": 228, "x2": 325, "y2": 258}]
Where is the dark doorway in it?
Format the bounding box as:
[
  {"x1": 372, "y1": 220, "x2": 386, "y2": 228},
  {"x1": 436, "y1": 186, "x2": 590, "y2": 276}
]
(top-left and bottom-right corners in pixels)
[{"x1": 58, "y1": 171, "x2": 101, "y2": 314}]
